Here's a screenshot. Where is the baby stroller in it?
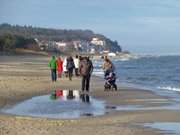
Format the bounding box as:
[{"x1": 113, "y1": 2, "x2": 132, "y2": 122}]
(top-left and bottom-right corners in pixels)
[{"x1": 104, "y1": 70, "x2": 117, "y2": 91}]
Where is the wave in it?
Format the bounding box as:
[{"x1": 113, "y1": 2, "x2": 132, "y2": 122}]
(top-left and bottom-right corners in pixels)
[
  {"x1": 158, "y1": 86, "x2": 180, "y2": 92},
  {"x1": 115, "y1": 58, "x2": 131, "y2": 61},
  {"x1": 137, "y1": 76, "x2": 160, "y2": 81},
  {"x1": 116, "y1": 54, "x2": 140, "y2": 61}
]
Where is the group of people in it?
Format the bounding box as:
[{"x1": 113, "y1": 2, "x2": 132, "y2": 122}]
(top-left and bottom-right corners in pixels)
[
  {"x1": 48, "y1": 55, "x2": 94, "y2": 93},
  {"x1": 48, "y1": 55, "x2": 117, "y2": 97},
  {"x1": 48, "y1": 55, "x2": 80, "y2": 82}
]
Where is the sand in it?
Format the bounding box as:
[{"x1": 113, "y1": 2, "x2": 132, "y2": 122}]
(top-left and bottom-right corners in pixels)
[{"x1": 0, "y1": 55, "x2": 180, "y2": 135}]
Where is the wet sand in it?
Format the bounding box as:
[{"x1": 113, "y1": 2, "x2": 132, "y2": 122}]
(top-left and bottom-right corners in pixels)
[{"x1": 0, "y1": 55, "x2": 180, "y2": 135}]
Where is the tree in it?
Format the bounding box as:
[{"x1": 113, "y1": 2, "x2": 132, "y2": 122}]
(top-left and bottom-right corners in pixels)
[
  {"x1": 1, "y1": 34, "x2": 16, "y2": 52},
  {"x1": 0, "y1": 38, "x2": 3, "y2": 51}
]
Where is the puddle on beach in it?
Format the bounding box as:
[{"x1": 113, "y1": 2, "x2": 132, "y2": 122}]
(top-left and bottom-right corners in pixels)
[
  {"x1": 1, "y1": 94, "x2": 107, "y2": 119},
  {"x1": 144, "y1": 123, "x2": 180, "y2": 135}
]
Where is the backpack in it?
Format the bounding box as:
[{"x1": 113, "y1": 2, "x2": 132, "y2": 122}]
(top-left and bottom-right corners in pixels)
[{"x1": 80, "y1": 59, "x2": 93, "y2": 76}]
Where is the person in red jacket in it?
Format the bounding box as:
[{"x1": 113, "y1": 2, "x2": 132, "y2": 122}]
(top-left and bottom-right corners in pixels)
[{"x1": 56, "y1": 56, "x2": 63, "y2": 78}]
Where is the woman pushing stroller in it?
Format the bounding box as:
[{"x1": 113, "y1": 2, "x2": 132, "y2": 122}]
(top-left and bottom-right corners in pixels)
[{"x1": 102, "y1": 56, "x2": 117, "y2": 91}]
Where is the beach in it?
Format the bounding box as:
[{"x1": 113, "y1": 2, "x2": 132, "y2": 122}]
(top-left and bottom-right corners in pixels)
[{"x1": 0, "y1": 55, "x2": 180, "y2": 135}]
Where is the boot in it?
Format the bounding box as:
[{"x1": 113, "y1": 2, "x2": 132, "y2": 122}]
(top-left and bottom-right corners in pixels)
[{"x1": 81, "y1": 94, "x2": 85, "y2": 102}]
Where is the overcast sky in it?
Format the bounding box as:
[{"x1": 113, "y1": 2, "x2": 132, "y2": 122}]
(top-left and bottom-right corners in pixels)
[{"x1": 0, "y1": 0, "x2": 180, "y2": 54}]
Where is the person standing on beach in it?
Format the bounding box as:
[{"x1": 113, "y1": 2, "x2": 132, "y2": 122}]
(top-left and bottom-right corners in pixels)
[
  {"x1": 66, "y1": 56, "x2": 75, "y2": 81},
  {"x1": 74, "y1": 55, "x2": 80, "y2": 76},
  {"x1": 56, "y1": 56, "x2": 63, "y2": 78},
  {"x1": 79, "y1": 57, "x2": 93, "y2": 93},
  {"x1": 48, "y1": 56, "x2": 57, "y2": 82},
  {"x1": 63, "y1": 57, "x2": 68, "y2": 77}
]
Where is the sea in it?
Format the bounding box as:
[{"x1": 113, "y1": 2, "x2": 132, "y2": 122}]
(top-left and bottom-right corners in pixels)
[{"x1": 93, "y1": 55, "x2": 180, "y2": 94}]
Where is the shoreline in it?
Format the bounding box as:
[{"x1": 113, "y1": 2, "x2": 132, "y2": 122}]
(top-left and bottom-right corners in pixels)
[{"x1": 1, "y1": 55, "x2": 180, "y2": 135}]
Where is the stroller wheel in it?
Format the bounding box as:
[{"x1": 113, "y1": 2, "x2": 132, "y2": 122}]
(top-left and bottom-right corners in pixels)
[
  {"x1": 104, "y1": 85, "x2": 107, "y2": 91},
  {"x1": 104, "y1": 86, "x2": 109, "y2": 91},
  {"x1": 104, "y1": 83, "x2": 111, "y2": 91}
]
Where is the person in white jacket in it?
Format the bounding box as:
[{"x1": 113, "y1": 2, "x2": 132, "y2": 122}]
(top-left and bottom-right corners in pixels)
[
  {"x1": 74, "y1": 55, "x2": 80, "y2": 76},
  {"x1": 63, "y1": 57, "x2": 68, "y2": 77}
]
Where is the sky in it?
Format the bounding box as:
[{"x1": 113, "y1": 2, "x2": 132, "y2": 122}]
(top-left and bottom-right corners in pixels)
[{"x1": 0, "y1": 0, "x2": 180, "y2": 54}]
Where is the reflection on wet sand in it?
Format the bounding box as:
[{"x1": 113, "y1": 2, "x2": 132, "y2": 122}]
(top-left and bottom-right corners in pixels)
[{"x1": 1, "y1": 91, "x2": 106, "y2": 119}]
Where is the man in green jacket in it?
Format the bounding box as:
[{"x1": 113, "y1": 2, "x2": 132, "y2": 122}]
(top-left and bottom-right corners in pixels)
[{"x1": 48, "y1": 56, "x2": 57, "y2": 82}]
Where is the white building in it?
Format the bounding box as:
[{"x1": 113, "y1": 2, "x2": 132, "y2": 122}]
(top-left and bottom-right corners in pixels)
[
  {"x1": 90, "y1": 38, "x2": 105, "y2": 46},
  {"x1": 55, "y1": 42, "x2": 67, "y2": 48},
  {"x1": 90, "y1": 48, "x2": 95, "y2": 54},
  {"x1": 103, "y1": 50, "x2": 110, "y2": 54},
  {"x1": 108, "y1": 52, "x2": 116, "y2": 57}
]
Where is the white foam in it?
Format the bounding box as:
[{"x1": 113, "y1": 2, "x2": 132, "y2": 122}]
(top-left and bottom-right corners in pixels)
[
  {"x1": 158, "y1": 86, "x2": 180, "y2": 92},
  {"x1": 118, "y1": 58, "x2": 131, "y2": 61}
]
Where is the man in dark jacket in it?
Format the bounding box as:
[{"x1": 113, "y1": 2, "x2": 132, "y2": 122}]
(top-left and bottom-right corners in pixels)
[
  {"x1": 66, "y1": 56, "x2": 75, "y2": 81},
  {"x1": 79, "y1": 57, "x2": 93, "y2": 92}
]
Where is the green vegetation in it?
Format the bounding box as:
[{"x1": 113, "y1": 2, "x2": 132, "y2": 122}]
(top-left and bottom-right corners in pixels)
[
  {"x1": 0, "y1": 34, "x2": 15, "y2": 52},
  {"x1": 0, "y1": 34, "x2": 39, "y2": 52}
]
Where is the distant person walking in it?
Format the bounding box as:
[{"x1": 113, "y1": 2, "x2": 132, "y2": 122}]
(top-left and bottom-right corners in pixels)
[
  {"x1": 48, "y1": 56, "x2": 57, "y2": 82},
  {"x1": 74, "y1": 55, "x2": 80, "y2": 76},
  {"x1": 79, "y1": 57, "x2": 93, "y2": 92},
  {"x1": 66, "y1": 56, "x2": 75, "y2": 81},
  {"x1": 56, "y1": 56, "x2": 63, "y2": 78}
]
